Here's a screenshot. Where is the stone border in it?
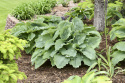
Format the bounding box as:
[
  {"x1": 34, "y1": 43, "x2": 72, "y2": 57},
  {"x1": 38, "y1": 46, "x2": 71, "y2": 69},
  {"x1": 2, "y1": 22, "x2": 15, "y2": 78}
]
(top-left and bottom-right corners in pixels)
[{"x1": 5, "y1": 14, "x2": 19, "y2": 30}]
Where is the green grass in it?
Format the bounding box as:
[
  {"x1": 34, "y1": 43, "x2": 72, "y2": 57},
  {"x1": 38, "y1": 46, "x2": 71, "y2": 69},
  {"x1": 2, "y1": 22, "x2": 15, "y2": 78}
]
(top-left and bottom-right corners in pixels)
[{"x1": 0, "y1": 0, "x2": 38, "y2": 33}]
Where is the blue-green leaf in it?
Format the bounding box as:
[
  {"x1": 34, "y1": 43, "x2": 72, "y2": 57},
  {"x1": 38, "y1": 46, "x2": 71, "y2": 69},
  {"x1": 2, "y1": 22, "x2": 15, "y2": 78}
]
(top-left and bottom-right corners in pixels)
[
  {"x1": 111, "y1": 51, "x2": 125, "y2": 66},
  {"x1": 113, "y1": 42, "x2": 125, "y2": 51},
  {"x1": 69, "y1": 54, "x2": 83, "y2": 68},
  {"x1": 54, "y1": 54, "x2": 70, "y2": 69},
  {"x1": 55, "y1": 39, "x2": 65, "y2": 51},
  {"x1": 82, "y1": 47, "x2": 96, "y2": 60},
  {"x1": 35, "y1": 56, "x2": 47, "y2": 69},
  {"x1": 72, "y1": 17, "x2": 84, "y2": 31},
  {"x1": 60, "y1": 26, "x2": 72, "y2": 40},
  {"x1": 44, "y1": 39, "x2": 54, "y2": 50}
]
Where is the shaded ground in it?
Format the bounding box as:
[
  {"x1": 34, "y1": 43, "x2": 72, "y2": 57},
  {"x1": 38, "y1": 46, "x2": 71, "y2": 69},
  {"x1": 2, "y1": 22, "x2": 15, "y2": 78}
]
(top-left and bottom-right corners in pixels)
[{"x1": 16, "y1": 1, "x2": 125, "y2": 83}]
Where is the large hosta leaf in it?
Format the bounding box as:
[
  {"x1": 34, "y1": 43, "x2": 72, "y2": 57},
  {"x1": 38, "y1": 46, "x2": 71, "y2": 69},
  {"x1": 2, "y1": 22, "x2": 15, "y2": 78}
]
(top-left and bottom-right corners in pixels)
[
  {"x1": 114, "y1": 27, "x2": 125, "y2": 38},
  {"x1": 60, "y1": 45, "x2": 77, "y2": 57},
  {"x1": 110, "y1": 27, "x2": 117, "y2": 40},
  {"x1": 60, "y1": 26, "x2": 72, "y2": 40},
  {"x1": 35, "y1": 56, "x2": 47, "y2": 69},
  {"x1": 25, "y1": 40, "x2": 35, "y2": 54},
  {"x1": 82, "y1": 47, "x2": 96, "y2": 60},
  {"x1": 86, "y1": 30, "x2": 101, "y2": 37},
  {"x1": 58, "y1": 21, "x2": 71, "y2": 30},
  {"x1": 54, "y1": 54, "x2": 70, "y2": 69},
  {"x1": 35, "y1": 34, "x2": 52, "y2": 48},
  {"x1": 28, "y1": 33, "x2": 35, "y2": 41},
  {"x1": 44, "y1": 39, "x2": 54, "y2": 50},
  {"x1": 83, "y1": 56, "x2": 96, "y2": 66},
  {"x1": 53, "y1": 30, "x2": 59, "y2": 40},
  {"x1": 87, "y1": 37, "x2": 101, "y2": 48},
  {"x1": 41, "y1": 29, "x2": 56, "y2": 36},
  {"x1": 72, "y1": 17, "x2": 84, "y2": 31},
  {"x1": 73, "y1": 33, "x2": 86, "y2": 45},
  {"x1": 31, "y1": 48, "x2": 44, "y2": 65},
  {"x1": 112, "y1": 18, "x2": 125, "y2": 27},
  {"x1": 11, "y1": 22, "x2": 27, "y2": 36},
  {"x1": 69, "y1": 54, "x2": 83, "y2": 68},
  {"x1": 113, "y1": 42, "x2": 125, "y2": 51},
  {"x1": 55, "y1": 39, "x2": 65, "y2": 51},
  {"x1": 111, "y1": 51, "x2": 125, "y2": 66}
]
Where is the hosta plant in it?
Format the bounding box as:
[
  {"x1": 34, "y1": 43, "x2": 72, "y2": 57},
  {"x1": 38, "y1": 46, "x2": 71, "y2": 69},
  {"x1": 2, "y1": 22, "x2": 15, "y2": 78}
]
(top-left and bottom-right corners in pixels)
[
  {"x1": 31, "y1": 18, "x2": 101, "y2": 69},
  {"x1": 11, "y1": 17, "x2": 101, "y2": 69},
  {"x1": 62, "y1": 70, "x2": 112, "y2": 83},
  {"x1": 110, "y1": 18, "x2": 125, "y2": 65}
]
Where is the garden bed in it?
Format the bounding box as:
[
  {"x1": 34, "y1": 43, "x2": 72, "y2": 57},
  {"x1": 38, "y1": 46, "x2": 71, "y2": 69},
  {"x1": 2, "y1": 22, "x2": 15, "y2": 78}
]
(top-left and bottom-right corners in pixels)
[{"x1": 6, "y1": 1, "x2": 125, "y2": 83}]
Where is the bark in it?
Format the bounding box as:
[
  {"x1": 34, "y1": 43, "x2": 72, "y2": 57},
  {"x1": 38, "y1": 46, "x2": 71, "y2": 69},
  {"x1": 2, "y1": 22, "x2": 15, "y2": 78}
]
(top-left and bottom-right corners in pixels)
[{"x1": 94, "y1": 0, "x2": 105, "y2": 31}]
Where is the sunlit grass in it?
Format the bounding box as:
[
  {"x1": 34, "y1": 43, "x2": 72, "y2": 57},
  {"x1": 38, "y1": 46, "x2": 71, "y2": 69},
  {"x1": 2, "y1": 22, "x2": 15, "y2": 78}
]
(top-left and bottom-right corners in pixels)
[{"x1": 0, "y1": 0, "x2": 38, "y2": 33}]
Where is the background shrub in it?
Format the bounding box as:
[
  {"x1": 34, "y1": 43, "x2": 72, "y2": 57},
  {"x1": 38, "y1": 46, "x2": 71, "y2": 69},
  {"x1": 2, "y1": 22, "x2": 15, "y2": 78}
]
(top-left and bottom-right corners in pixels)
[
  {"x1": 11, "y1": 0, "x2": 57, "y2": 20},
  {"x1": 0, "y1": 30, "x2": 27, "y2": 82}
]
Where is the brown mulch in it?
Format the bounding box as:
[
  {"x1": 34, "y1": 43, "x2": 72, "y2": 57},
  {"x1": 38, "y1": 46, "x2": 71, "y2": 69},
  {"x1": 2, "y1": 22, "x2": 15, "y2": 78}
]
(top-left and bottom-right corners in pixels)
[{"x1": 17, "y1": 1, "x2": 125, "y2": 83}]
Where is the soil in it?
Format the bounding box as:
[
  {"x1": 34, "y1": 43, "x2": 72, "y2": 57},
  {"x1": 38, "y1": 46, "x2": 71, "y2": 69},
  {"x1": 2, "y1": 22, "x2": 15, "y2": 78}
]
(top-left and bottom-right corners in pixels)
[{"x1": 17, "y1": 1, "x2": 125, "y2": 83}]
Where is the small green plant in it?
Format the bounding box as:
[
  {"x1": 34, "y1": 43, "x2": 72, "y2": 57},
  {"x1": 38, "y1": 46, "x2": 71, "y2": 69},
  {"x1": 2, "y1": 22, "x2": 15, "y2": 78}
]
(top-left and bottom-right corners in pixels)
[
  {"x1": 62, "y1": 70, "x2": 112, "y2": 83},
  {"x1": 65, "y1": 7, "x2": 94, "y2": 22},
  {"x1": 73, "y1": 0, "x2": 81, "y2": 3},
  {"x1": 0, "y1": 30, "x2": 27, "y2": 83},
  {"x1": 59, "y1": 0, "x2": 70, "y2": 7},
  {"x1": 65, "y1": 1, "x2": 94, "y2": 22}
]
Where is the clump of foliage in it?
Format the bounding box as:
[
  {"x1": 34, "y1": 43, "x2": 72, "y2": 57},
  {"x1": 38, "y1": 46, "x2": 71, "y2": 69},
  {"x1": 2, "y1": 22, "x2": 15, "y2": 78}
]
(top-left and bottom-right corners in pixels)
[
  {"x1": 0, "y1": 60, "x2": 27, "y2": 83},
  {"x1": 73, "y1": 0, "x2": 81, "y2": 3},
  {"x1": 11, "y1": 0, "x2": 57, "y2": 20},
  {"x1": 11, "y1": 3, "x2": 35, "y2": 20},
  {"x1": 62, "y1": 70, "x2": 112, "y2": 83},
  {"x1": 0, "y1": 30, "x2": 27, "y2": 83},
  {"x1": 11, "y1": 15, "x2": 62, "y2": 55},
  {"x1": 109, "y1": 18, "x2": 125, "y2": 66},
  {"x1": 11, "y1": 16, "x2": 101, "y2": 69},
  {"x1": 65, "y1": 0, "x2": 123, "y2": 25},
  {"x1": 65, "y1": 0, "x2": 94, "y2": 22},
  {"x1": 58, "y1": 0, "x2": 70, "y2": 7},
  {"x1": 107, "y1": 1, "x2": 123, "y2": 26}
]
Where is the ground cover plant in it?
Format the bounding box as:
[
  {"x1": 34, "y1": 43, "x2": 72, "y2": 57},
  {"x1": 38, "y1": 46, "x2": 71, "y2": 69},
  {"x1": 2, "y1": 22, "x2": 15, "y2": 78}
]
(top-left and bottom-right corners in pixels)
[
  {"x1": 0, "y1": 30, "x2": 27, "y2": 82},
  {"x1": 11, "y1": 0, "x2": 57, "y2": 20},
  {"x1": 11, "y1": 16, "x2": 101, "y2": 69},
  {"x1": 0, "y1": 0, "x2": 38, "y2": 33}
]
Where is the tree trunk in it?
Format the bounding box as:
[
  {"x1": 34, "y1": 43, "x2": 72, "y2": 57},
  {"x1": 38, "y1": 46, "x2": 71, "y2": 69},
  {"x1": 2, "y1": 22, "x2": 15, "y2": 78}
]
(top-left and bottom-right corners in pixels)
[{"x1": 94, "y1": 0, "x2": 105, "y2": 31}]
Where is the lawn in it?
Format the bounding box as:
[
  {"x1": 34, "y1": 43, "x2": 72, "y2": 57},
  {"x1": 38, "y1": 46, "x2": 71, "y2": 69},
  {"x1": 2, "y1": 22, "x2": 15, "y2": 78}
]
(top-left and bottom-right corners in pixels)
[{"x1": 0, "y1": 0, "x2": 38, "y2": 33}]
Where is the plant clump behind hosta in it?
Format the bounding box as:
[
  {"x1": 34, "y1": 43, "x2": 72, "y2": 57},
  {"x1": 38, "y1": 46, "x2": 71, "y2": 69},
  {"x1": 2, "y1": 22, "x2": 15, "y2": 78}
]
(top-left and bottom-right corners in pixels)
[{"x1": 11, "y1": 16, "x2": 101, "y2": 69}]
